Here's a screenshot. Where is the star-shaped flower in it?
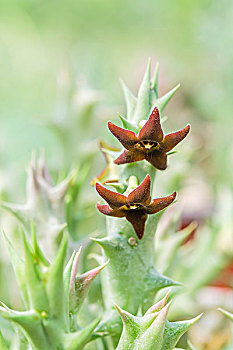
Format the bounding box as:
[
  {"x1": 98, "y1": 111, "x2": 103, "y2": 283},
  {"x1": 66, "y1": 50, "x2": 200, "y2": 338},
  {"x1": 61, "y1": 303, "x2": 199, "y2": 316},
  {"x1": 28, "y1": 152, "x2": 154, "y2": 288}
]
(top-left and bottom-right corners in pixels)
[
  {"x1": 108, "y1": 107, "x2": 190, "y2": 170},
  {"x1": 96, "y1": 174, "x2": 176, "y2": 239}
]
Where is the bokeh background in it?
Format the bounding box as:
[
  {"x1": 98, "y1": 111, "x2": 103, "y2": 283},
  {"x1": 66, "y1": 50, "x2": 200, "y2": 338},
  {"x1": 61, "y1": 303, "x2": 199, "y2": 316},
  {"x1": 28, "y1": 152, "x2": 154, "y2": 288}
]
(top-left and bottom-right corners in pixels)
[{"x1": 0, "y1": 1, "x2": 232, "y2": 349}]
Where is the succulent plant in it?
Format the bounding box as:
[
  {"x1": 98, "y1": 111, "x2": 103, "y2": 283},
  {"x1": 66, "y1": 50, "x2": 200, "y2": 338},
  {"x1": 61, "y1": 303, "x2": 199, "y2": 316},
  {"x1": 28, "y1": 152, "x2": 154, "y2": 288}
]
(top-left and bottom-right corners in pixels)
[
  {"x1": 0, "y1": 228, "x2": 107, "y2": 349},
  {"x1": 115, "y1": 292, "x2": 202, "y2": 350},
  {"x1": 0, "y1": 60, "x2": 208, "y2": 349},
  {"x1": 91, "y1": 60, "x2": 202, "y2": 349},
  {"x1": 0, "y1": 153, "x2": 75, "y2": 259}
]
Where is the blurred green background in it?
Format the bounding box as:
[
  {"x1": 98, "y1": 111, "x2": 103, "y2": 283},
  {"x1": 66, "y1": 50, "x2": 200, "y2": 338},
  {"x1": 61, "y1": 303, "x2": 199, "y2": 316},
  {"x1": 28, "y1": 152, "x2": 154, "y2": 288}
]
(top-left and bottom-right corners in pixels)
[
  {"x1": 0, "y1": 1, "x2": 233, "y2": 349},
  {"x1": 1, "y1": 0, "x2": 232, "y2": 183}
]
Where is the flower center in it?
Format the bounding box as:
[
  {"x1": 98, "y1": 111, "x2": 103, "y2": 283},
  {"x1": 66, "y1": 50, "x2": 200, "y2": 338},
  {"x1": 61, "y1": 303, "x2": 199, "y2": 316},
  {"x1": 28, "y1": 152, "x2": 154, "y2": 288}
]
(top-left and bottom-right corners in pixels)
[
  {"x1": 135, "y1": 140, "x2": 158, "y2": 151},
  {"x1": 124, "y1": 203, "x2": 143, "y2": 210}
]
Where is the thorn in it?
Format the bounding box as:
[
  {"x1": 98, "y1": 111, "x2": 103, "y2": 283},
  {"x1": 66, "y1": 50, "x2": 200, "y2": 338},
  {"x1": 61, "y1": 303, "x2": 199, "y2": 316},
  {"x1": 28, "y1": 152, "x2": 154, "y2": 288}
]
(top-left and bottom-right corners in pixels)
[
  {"x1": 145, "y1": 290, "x2": 171, "y2": 315},
  {"x1": 69, "y1": 247, "x2": 82, "y2": 291}
]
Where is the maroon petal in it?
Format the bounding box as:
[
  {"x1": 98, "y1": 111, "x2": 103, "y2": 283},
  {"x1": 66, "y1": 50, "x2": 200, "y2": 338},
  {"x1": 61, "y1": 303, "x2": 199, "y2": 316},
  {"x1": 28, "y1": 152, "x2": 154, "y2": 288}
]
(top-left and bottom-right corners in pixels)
[
  {"x1": 96, "y1": 183, "x2": 127, "y2": 209},
  {"x1": 96, "y1": 203, "x2": 126, "y2": 217},
  {"x1": 127, "y1": 174, "x2": 151, "y2": 205},
  {"x1": 108, "y1": 122, "x2": 138, "y2": 150},
  {"x1": 160, "y1": 124, "x2": 190, "y2": 153},
  {"x1": 145, "y1": 192, "x2": 176, "y2": 214},
  {"x1": 137, "y1": 107, "x2": 163, "y2": 142},
  {"x1": 125, "y1": 211, "x2": 148, "y2": 239},
  {"x1": 145, "y1": 152, "x2": 167, "y2": 170},
  {"x1": 114, "y1": 150, "x2": 145, "y2": 165}
]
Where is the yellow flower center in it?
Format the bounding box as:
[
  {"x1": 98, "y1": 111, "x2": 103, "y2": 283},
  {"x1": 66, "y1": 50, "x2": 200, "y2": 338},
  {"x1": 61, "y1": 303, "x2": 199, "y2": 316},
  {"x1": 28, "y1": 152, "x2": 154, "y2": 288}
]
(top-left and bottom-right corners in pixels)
[
  {"x1": 135, "y1": 140, "x2": 158, "y2": 151},
  {"x1": 123, "y1": 203, "x2": 143, "y2": 210}
]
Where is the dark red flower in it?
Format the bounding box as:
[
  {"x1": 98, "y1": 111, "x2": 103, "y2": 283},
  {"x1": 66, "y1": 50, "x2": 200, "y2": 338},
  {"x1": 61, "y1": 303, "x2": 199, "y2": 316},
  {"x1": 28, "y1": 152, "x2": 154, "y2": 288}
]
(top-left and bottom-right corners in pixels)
[
  {"x1": 108, "y1": 107, "x2": 190, "y2": 170},
  {"x1": 96, "y1": 174, "x2": 176, "y2": 239}
]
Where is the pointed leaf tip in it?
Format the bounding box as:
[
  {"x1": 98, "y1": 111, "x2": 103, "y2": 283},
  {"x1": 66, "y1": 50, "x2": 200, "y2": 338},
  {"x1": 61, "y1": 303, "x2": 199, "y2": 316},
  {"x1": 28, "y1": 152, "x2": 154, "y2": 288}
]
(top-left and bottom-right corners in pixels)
[
  {"x1": 69, "y1": 247, "x2": 82, "y2": 291},
  {"x1": 156, "y1": 83, "x2": 180, "y2": 114},
  {"x1": 163, "y1": 313, "x2": 203, "y2": 350},
  {"x1": 145, "y1": 290, "x2": 171, "y2": 315},
  {"x1": 114, "y1": 303, "x2": 123, "y2": 316},
  {"x1": 90, "y1": 237, "x2": 116, "y2": 251},
  {"x1": 218, "y1": 308, "x2": 233, "y2": 321},
  {"x1": 76, "y1": 259, "x2": 109, "y2": 289},
  {"x1": 190, "y1": 312, "x2": 203, "y2": 325},
  {"x1": 98, "y1": 258, "x2": 110, "y2": 270},
  {"x1": 161, "y1": 299, "x2": 172, "y2": 316},
  {"x1": 154, "y1": 299, "x2": 172, "y2": 324},
  {"x1": 114, "y1": 304, "x2": 135, "y2": 325},
  {"x1": 70, "y1": 258, "x2": 109, "y2": 315}
]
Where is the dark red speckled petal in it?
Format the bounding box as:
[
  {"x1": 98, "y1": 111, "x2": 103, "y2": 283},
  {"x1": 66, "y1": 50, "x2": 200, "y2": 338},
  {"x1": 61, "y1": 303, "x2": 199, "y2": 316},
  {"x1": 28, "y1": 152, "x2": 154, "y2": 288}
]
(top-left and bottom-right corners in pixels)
[
  {"x1": 145, "y1": 192, "x2": 176, "y2": 214},
  {"x1": 125, "y1": 211, "x2": 148, "y2": 239},
  {"x1": 96, "y1": 183, "x2": 127, "y2": 209},
  {"x1": 137, "y1": 107, "x2": 163, "y2": 142},
  {"x1": 127, "y1": 174, "x2": 151, "y2": 205},
  {"x1": 108, "y1": 122, "x2": 138, "y2": 150},
  {"x1": 114, "y1": 150, "x2": 145, "y2": 165},
  {"x1": 145, "y1": 152, "x2": 167, "y2": 170},
  {"x1": 96, "y1": 203, "x2": 126, "y2": 217},
  {"x1": 160, "y1": 124, "x2": 190, "y2": 153}
]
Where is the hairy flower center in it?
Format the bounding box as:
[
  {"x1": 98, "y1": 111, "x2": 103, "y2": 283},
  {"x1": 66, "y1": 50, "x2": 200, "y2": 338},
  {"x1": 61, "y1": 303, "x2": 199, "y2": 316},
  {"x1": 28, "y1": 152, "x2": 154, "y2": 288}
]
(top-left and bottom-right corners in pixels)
[
  {"x1": 123, "y1": 203, "x2": 144, "y2": 210},
  {"x1": 135, "y1": 140, "x2": 158, "y2": 151}
]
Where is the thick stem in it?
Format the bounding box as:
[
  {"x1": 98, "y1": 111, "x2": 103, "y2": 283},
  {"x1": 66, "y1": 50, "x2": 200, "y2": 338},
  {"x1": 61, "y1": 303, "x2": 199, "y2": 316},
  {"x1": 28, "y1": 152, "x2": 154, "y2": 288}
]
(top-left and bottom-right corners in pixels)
[{"x1": 97, "y1": 164, "x2": 177, "y2": 339}]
